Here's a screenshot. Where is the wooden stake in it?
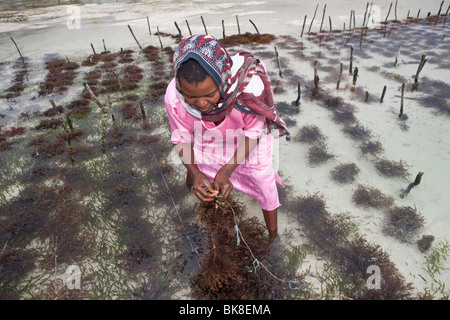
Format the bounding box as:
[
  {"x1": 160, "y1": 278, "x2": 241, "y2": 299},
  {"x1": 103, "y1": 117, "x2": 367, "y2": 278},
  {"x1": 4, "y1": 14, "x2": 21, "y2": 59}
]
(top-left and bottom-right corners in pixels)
[
  {"x1": 128, "y1": 25, "x2": 142, "y2": 50},
  {"x1": 353, "y1": 10, "x2": 356, "y2": 28},
  {"x1": 352, "y1": 67, "x2": 358, "y2": 85},
  {"x1": 249, "y1": 19, "x2": 260, "y2": 35},
  {"x1": 336, "y1": 62, "x2": 343, "y2": 90},
  {"x1": 349, "y1": 9, "x2": 353, "y2": 29},
  {"x1": 10, "y1": 37, "x2": 25, "y2": 66},
  {"x1": 147, "y1": 17, "x2": 152, "y2": 35},
  {"x1": 295, "y1": 82, "x2": 301, "y2": 106},
  {"x1": 50, "y1": 99, "x2": 57, "y2": 109},
  {"x1": 83, "y1": 82, "x2": 106, "y2": 111},
  {"x1": 400, "y1": 172, "x2": 424, "y2": 198},
  {"x1": 174, "y1": 21, "x2": 182, "y2": 39},
  {"x1": 236, "y1": 15, "x2": 241, "y2": 35},
  {"x1": 301, "y1": 15, "x2": 307, "y2": 37},
  {"x1": 90, "y1": 43, "x2": 96, "y2": 55},
  {"x1": 394, "y1": 0, "x2": 398, "y2": 21},
  {"x1": 186, "y1": 20, "x2": 192, "y2": 36},
  {"x1": 437, "y1": 0, "x2": 444, "y2": 16},
  {"x1": 110, "y1": 70, "x2": 124, "y2": 98},
  {"x1": 102, "y1": 39, "x2": 107, "y2": 51},
  {"x1": 385, "y1": 2, "x2": 393, "y2": 23},
  {"x1": 363, "y1": 2, "x2": 369, "y2": 26},
  {"x1": 349, "y1": 45, "x2": 354, "y2": 75},
  {"x1": 394, "y1": 44, "x2": 402, "y2": 66},
  {"x1": 380, "y1": 85, "x2": 387, "y2": 103},
  {"x1": 274, "y1": 46, "x2": 282, "y2": 78},
  {"x1": 399, "y1": 82, "x2": 405, "y2": 117},
  {"x1": 314, "y1": 60, "x2": 320, "y2": 90},
  {"x1": 329, "y1": 16, "x2": 332, "y2": 32},
  {"x1": 308, "y1": 3, "x2": 319, "y2": 33},
  {"x1": 320, "y1": 4, "x2": 327, "y2": 32},
  {"x1": 413, "y1": 54, "x2": 427, "y2": 90},
  {"x1": 201, "y1": 16, "x2": 208, "y2": 34},
  {"x1": 157, "y1": 26, "x2": 163, "y2": 49},
  {"x1": 222, "y1": 20, "x2": 226, "y2": 39}
]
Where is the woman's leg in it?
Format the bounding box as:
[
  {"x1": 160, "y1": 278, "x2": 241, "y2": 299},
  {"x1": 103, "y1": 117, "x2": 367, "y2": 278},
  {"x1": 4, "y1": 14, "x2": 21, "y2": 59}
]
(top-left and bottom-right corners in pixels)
[
  {"x1": 262, "y1": 208, "x2": 278, "y2": 243},
  {"x1": 186, "y1": 169, "x2": 193, "y2": 190}
]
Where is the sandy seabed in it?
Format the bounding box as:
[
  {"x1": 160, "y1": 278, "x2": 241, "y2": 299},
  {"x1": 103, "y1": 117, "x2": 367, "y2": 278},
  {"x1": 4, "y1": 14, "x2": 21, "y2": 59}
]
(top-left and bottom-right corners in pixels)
[{"x1": 0, "y1": 0, "x2": 449, "y2": 300}]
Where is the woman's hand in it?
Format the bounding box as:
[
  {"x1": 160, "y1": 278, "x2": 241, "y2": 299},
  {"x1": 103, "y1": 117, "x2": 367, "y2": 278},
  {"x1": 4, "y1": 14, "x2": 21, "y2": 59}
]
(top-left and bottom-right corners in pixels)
[
  {"x1": 214, "y1": 167, "x2": 234, "y2": 199},
  {"x1": 191, "y1": 170, "x2": 217, "y2": 202},
  {"x1": 175, "y1": 143, "x2": 218, "y2": 202}
]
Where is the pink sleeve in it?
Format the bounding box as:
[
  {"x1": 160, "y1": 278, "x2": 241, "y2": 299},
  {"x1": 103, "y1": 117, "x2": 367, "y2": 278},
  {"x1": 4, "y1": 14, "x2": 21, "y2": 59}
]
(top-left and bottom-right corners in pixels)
[{"x1": 164, "y1": 79, "x2": 195, "y2": 144}]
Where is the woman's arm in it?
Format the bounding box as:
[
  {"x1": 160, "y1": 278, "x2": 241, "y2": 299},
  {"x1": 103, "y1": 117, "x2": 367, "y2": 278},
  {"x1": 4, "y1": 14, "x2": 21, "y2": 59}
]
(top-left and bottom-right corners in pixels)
[{"x1": 174, "y1": 143, "x2": 217, "y2": 202}]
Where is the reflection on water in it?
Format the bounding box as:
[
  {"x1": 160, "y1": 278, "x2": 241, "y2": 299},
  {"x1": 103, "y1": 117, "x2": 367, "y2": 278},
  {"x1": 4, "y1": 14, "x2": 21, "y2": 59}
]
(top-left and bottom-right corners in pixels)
[{"x1": 0, "y1": 0, "x2": 139, "y2": 11}]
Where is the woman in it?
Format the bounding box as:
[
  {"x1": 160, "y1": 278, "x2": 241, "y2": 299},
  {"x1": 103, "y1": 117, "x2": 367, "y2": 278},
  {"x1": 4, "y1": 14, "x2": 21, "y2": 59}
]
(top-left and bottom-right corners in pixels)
[{"x1": 164, "y1": 34, "x2": 290, "y2": 245}]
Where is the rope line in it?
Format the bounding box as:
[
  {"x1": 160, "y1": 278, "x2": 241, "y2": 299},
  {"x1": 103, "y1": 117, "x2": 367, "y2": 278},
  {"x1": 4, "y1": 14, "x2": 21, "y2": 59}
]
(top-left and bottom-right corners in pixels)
[
  {"x1": 140, "y1": 127, "x2": 201, "y2": 268},
  {"x1": 234, "y1": 225, "x2": 241, "y2": 247},
  {"x1": 224, "y1": 200, "x2": 320, "y2": 297}
]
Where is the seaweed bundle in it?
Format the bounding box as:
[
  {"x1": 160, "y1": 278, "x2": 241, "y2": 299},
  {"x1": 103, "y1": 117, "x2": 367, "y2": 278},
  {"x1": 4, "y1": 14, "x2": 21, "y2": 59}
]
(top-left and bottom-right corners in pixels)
[
  {"x1": 142, "y1": 46, "x2": 172, "y2": 102},
  {"x1": 219, "y1": 32, "x2": 276, "y2": 47},
  {"x1": 352, "y1": 184, "x2": 394, "y2": 209},
  {"x1": 383, "y1": 205, "x2": 425, "y2": 243},
  {"x1": 375, "y1": 159, "x2": 409, "y2": 179},
  {"x1": 0, "y1": 58, "x2": 29, "y2": 99},
  {"x1": 191, "y1": 197, "x2": 285, "y2": 299},
  {"x1": 39, "y1": 58, "x2": 79, "y2": 96},
  {"x1": 330, "y1": 163, "x2": 360, "y2": 184},
  {"x1": 359, "y1": 140, "x2": 384, "y2": 156},
  {"x1": 0, "y1": 129, "x2": 14, "y2": 151},
  {"x1": 342, "y1": 122, "x2": 372, "y2": 141},
  {"x1": 296, "y1": 124, "x2": 325, "y2": 144},
  {"x1": 308, "y1": 141, "x2": 335, "y2": 165}
]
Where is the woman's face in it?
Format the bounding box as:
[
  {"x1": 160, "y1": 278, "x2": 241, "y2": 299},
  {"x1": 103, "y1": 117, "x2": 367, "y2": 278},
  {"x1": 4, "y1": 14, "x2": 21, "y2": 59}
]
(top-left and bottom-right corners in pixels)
[{"x1": 178, "y1": 75, "x2": 221, "y2": 114}]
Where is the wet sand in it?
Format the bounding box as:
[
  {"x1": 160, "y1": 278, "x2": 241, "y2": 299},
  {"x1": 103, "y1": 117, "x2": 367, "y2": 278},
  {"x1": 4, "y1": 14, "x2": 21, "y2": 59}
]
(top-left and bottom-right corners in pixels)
[{"x1": 0, "y1": 0, "x2": 449, "y2": 300}]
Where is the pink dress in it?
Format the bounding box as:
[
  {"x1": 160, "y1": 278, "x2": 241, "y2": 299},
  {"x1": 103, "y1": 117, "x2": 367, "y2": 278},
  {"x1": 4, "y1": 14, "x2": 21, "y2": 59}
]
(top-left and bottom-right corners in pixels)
[{"x1": 164, "y1": 78, "x2": 282, "y2": 211}]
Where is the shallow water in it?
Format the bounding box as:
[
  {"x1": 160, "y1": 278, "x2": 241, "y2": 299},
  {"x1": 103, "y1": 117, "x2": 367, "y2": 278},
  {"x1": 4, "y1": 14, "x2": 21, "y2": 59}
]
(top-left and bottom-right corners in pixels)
[
  {"x1": 0, "y1": 0, "x2": 139, "y2": 11},
  {"x1": 1, "y1": 0, "x2": 449, "y2": 301}
]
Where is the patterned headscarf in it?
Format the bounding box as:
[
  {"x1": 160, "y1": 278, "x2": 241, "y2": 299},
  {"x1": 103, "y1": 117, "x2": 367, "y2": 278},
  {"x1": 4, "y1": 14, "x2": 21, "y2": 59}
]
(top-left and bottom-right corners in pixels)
[
  {"x1": 173, "y1": 34, "x2": 232, "y2": 97},
  {"x1": 173, "y1": 35, "x2": 290, "y2": 141}
]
